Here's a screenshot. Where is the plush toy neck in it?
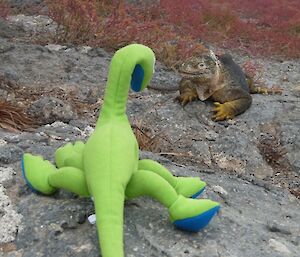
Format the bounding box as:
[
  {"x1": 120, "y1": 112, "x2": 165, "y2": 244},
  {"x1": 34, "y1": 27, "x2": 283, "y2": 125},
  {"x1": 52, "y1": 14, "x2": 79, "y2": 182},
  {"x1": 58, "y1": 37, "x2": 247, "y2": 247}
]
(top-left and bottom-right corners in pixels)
[
  {"x1": 96, "y1": 44, "x2": 154, "y2": 128},
  {"x1": 98, "y1": 58, "x2": 131, "y2": 125}
]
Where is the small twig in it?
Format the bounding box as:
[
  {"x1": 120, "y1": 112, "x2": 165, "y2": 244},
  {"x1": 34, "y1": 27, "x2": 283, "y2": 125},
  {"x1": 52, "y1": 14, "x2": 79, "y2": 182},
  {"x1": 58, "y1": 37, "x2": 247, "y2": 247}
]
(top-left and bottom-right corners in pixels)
[{"x1": 159, "y1": 151, "x2": 194, "y2": 157}]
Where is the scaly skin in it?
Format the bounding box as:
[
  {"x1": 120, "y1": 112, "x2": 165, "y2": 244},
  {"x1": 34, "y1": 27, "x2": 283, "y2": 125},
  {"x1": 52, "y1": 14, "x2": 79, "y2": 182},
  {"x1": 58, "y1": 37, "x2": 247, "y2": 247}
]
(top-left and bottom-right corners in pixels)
[
  {"x1": 22, "y1": 44, "x2": 220, "y2": 257},
  {"x1": 177, "y1": 52, "x2": 282, "y2": 121}
]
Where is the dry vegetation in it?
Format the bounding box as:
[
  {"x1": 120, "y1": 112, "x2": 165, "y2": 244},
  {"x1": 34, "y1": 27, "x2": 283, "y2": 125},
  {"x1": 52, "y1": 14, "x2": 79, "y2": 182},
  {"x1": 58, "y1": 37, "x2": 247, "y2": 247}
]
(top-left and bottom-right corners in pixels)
[
  {"x1": 40, "y1": 0, "x2": 300, "y2": 67},
  {"x1": 0, "y1": 101, "x2": 35, "y2": 132},
  {"x1": 258, "y1": 123, "x2": 299, "y2": 199},
  {"x1": 132, "y1": 119, "x2": 169, "y2": 153},
  {"x1": 0, "y1": 0, "x2": 10, "y2": 18}
]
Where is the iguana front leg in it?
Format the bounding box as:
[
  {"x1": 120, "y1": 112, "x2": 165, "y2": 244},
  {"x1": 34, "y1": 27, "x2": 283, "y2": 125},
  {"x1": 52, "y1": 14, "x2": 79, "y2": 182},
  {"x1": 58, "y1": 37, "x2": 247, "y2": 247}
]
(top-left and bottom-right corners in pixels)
[
  {"x1": 211, "y1": 97, "x2": 252, "y2": 121},
  {"x1": 211, "y1": 86, "x2": 252, "y2": 121},
  {"x1": 175, "y1": 79, "x2": 199, "y2": 106}
]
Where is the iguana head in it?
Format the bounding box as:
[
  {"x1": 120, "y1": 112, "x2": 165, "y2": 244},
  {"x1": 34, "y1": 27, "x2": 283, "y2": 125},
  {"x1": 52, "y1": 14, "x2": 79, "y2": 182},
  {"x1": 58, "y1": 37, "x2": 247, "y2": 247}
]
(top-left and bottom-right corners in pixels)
[{"x1": 179, "y1": 50, "x2": 221, "y2": 80}]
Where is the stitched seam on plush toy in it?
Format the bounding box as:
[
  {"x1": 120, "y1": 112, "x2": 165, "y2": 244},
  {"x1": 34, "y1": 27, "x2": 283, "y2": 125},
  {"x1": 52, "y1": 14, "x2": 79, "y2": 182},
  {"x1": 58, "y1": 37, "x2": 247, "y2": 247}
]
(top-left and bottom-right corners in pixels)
[{"x1": 113, "y1": 56, "x2": 127, "y2": 118}]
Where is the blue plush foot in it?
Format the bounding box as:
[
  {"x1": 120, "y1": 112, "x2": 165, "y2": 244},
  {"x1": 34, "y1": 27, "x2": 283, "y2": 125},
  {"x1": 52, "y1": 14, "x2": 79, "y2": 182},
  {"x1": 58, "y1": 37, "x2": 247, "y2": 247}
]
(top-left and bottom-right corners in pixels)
[
  {"x1": 175, "y1": 177, "x2": 206, "y2": 198},
  {"x1": 191, "y1": 187, "x2": 206, "y2": 199},
  {"x1": 174, "y1": 205, "x2": 220, "y2": 232},
  {"x1": 22, "y1": 153, "x2": 57, "y2": 195},
  {"x1": 169, "y1": 195, "x2": 220, "y2": 232}
]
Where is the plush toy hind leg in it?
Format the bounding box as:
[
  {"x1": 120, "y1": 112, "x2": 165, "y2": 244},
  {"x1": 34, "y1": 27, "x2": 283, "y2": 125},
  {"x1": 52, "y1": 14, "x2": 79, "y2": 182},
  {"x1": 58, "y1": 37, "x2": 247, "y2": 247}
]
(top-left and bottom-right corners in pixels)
[
  {"x1": 125, "y1": 170, "x2": 220, "y2": 232},
  {"x1": 22, "y1": 153, "x2": 90, "y2": 197},
  {"x1": 138, "y1": 159, "x2": 206, "y2": 198}
]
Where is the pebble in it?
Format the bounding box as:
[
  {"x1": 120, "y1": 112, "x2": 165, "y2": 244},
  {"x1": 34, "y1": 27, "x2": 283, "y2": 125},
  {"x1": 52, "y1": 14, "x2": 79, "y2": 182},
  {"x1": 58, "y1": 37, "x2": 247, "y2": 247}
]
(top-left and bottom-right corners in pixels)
[
  {"x1": 45, "y1": 44, "x2": 67, "y2": 52},
  {"x1": 88, "y1": 214, "x2": 96, "y2": 225},
  {"x1": 0, "y1": 139, "x2": 7, "y2": 147},
  {"x1": 212, "y1": 185, "x2": 228, "y2": 196},
  {"x1": 269, "y1": 239, "x2": 291, "y2": 255},
  {"x1": 266, "y1": 221, "x2": 292, "y2": 235},
  {"x1": 293, "y1": 84, "x2": 300, "y2": 97}
]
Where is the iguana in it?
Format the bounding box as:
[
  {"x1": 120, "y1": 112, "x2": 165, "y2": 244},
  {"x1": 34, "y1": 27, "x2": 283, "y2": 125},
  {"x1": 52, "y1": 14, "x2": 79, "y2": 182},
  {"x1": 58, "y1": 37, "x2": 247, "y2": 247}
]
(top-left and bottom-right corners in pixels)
[
  {"x1": 149, "y1": 50, "x2": 281, "y2": 121},
  {"x1": 21, "y1": 44, "x2": 220, "y2": 257},
  {"x1": 176, "y1": 50, "x2": 282, "y2": 120}
]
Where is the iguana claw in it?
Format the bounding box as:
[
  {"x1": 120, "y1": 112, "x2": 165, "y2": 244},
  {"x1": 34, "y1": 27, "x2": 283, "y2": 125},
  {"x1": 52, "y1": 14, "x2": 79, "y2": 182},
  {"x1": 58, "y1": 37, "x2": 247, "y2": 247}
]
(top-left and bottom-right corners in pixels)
[
  {"x1": 175, "y1": 94, "x2": 198, "y2": 106},
  {"x1": 211, "y1": 102, "x2": 235, "y2": 121}
]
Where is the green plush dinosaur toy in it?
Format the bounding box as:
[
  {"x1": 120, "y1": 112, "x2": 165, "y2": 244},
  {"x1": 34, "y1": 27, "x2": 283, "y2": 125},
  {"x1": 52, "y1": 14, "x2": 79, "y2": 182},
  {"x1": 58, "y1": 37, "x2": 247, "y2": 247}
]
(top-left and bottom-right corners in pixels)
[{"x1": 21, "y1": 44, "x2": 220, "y2": 257}]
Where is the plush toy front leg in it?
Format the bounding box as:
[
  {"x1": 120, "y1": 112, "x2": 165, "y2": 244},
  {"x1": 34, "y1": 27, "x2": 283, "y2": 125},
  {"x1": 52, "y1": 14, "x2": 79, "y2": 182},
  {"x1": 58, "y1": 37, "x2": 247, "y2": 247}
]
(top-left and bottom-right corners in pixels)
[
  {"x1": 48, "y1": 168, "x2": 90, "y2": 197},
  {"x1": 138, "y1": 159, "x2": 206, "y2": 198},
  {"x1": 125, "y1": 170, "x2": 220, "y2": 232},
  {"x1": 55, "y1": 141, "x2": 85, "y2": 170},
  {"x1": 22, "y1": 153, "x2": 90, "y2": 197}
]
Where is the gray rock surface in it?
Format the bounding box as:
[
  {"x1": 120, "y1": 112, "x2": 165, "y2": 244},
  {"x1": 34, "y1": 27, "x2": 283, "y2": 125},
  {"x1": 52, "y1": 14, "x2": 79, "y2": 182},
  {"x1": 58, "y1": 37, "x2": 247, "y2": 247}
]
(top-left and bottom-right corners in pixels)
[
  {"x1": 7, "y1": 14, "x2": 57, "y2": 36},
  {"x1": 28, "y1": 96, "x2": 77, "y2": 124},
  {"x1": 0, "y1": 14, "x2": 299, "y2": 257},
  {"x1": 0, "y1": 18, "x2": 26, "y2": 39},
  {"x1": 0, "y1": 126, "x2": 299, "y2": 256}
]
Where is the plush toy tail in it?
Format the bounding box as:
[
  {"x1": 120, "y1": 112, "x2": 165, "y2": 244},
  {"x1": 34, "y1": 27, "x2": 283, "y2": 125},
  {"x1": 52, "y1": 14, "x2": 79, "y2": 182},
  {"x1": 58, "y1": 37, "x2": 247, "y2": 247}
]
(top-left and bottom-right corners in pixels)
[{"x1": 93, "y1": 188, "x2": 125, "y2": 257}]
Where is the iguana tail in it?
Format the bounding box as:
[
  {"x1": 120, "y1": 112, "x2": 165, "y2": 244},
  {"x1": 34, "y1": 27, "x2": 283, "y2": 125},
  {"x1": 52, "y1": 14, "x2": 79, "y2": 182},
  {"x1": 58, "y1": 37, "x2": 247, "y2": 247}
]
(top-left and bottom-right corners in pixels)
[{"x1": 246, "y1": 75, "x2": 282, "y2": 95}]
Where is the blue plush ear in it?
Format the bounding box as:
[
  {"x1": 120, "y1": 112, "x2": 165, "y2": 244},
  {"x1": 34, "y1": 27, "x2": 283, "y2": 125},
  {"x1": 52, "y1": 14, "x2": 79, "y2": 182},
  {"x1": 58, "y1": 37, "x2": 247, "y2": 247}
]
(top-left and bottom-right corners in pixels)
[{"x1": 131, "y1": 64, "x2": 144, "y2": 92}]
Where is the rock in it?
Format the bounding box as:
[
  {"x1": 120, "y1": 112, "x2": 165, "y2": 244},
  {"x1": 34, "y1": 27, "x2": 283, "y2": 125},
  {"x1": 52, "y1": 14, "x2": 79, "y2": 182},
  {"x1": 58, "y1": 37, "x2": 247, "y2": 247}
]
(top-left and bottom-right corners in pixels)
[
  {"x1": 0, "y1": 36, "x2": 109, "y2": 87},
  {"x1": 212, "y1": 185, "x2": 228, "y2": 197},
  {"x1": 6, "y1": 0, "x2": 44, "y2": 8},
  {"x1": 87, "y1": 47, "x2": 108, "y2": 58},
  {"x1": 291, "y1": 236, "x2": 300, "y2": 246},
  {"x1": 79, "y1": 46, "x2": 92, "y2": 54},
  {"x1": 7, "y1": 15, "x2": 57, "y2": 35},
  {"x1": 293, "y1": 84, "x2": 300, "y2": 97},
  {"x1": 0, "y1": 167, "x2": 22, "y2": 243},
  {"x1": 269, "y1": 239, "x2": 291, "y2": 256},
  {"x1": 45, "y1": 44, "x2": 67, "y2": 52},
  {"x1": 266, "y1": 221, "x2": 292, "y2": 235},
  {"x1": 0, "y1": 139, "x2": 7, "y2": 147},
  {"x1": 28, "y1": 97, "x2": 77, "y2": 124},
  {"x1": 7, "y1": 144, "x2": 299, "y2": 257},
  {"x1": 0, "y1": 70, "x2": 20, "y2": 83},
  {"x1": 0, "y1": 18, "x2": 26, "y2": 38},
  {"x1": 0, "y1": 145, "x2": 23, "y2": 164},
  {"x1": 0, "y1": 40, "x2": 15, "y2": 54},
  {"x1": 0, "y1": 17, "x2": 300, "y2": 256}
]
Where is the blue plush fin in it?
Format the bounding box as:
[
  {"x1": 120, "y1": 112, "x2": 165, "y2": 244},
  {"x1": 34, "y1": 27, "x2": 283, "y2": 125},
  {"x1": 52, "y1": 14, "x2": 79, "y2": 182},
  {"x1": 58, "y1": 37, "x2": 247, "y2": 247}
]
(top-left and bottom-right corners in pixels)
[
  {"x1": 21, "y1": 158, "x2": 39, "y2": 194},
  {"x1": 191, "y1": 187, "x2": 206, "y2": 199},
  {"x1": 131, "y1": 64, "x2": 144, "y2": 92},
  {"x1": 174, "y1": 206, "x2": 220, "y2": 232}
]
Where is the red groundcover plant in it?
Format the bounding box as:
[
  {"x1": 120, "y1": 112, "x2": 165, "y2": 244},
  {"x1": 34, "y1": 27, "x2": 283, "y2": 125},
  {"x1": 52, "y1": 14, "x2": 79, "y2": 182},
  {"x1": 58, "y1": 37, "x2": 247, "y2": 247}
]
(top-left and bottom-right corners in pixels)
[
  {"x1": 0, "y1": 0, "x2": 10, "y2": 18},
  {"x1": 45, "y1": 0, "x2": 300, "y2": 64}
]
